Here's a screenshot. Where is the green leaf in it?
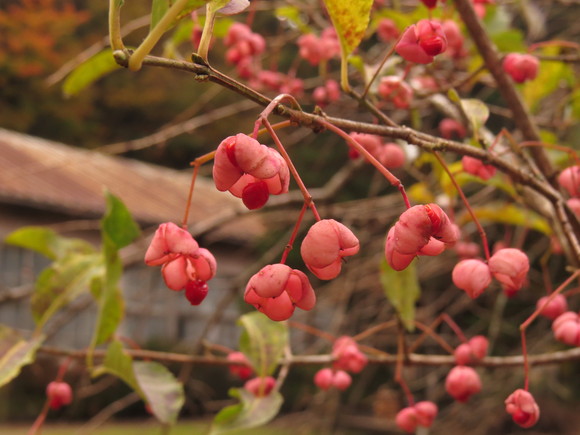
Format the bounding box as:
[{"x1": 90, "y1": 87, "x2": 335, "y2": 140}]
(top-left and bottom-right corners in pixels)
[
  {"x1": 210, "y1": 388, "x2": 283, "y2": 434},
  {"x1": 490, "y1": 30, "x2": 526, "y2": 53},
  {"x1": 238, "y1": 312, "x2": 288, "y2": 377},
  {"x1": 323, "y1": 0, "x2": 373, "y2": 56},
  {"x1": 101, "y1": 191, "x2": 141, "y2": 250},
  {"x1": 0, "y1": 325, "x2": 44, "y2": 388},
  {"x1": 63, "y1": 49, "x2": 120, "y2": 97},
  {"x1": 463, "y1": 203, "x2": 551, "y2": 235},
  {"x1": 522, "y1": 50, "x2": 574, "y2": 113},
  {"x1": 380, "y1": 259, "x2": 419, "y2": 332},
  {"x1": 175, "y1": 0, "x2": 212, "y2": 22},
  {"x1": 275, "y1": 6, "x2": 311, "y2": 34},
  {"x1": 460, "y1": 98, "x2": 489, "y2": 134},
  {"x1": 4, "y1": 227, "x2": 93, "y2": 260},
  {"x1": 31, "y1": 252, "x2": 104, "y2": 327},
  {"x1": 95, "y1": 340, "x2": 139, "y2": 391},
  {"x1": 133, "y1": 361, "x2": 185, "y2": 425},
  {"x1": 151, "y1": 0, "x2": 170, "y2": 31}
]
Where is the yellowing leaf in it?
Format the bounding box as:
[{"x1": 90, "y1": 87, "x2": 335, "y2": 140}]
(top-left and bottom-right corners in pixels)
[
  {"x1": 460, "y1": 203, "x2": 551, "y2": 235},
  {"x1": 323, "y1": 0, "x2": 373, "y2": 55}
]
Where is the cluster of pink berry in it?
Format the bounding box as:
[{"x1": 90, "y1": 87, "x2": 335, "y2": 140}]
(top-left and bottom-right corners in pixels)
[
  {"x1": 314, "y1": 336, "x2": 368, "y2": 392},
  {"x1": 396, "y1": 401, "x2": 438, "y2": 433},
  {"x1": 445, "y1": 336, "x2": 488, "y2": 403},
  {"x1": 452, "y1": 247, "x2": 529, "y2": 298},
  {"x1": 224, "y1": 22, "x2": 265, "y2": 78},
  {"x1": 145, "y1": 222, "x2": 217, "y2": 305},
  {"x1": 245, "y1": 219, "x2": 360, "y2": 321},
  {"x1": 227, "y1": 351, "x2": 277, "y2": 397},
  {"x1": 297, "y1": 28, "x2": 341, "y2": 66},
  {"x1": 348, "y1": 133, "x2": 406, "y2": 170}
]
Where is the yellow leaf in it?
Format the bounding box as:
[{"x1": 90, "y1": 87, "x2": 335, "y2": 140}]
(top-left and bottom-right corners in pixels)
[{"x1": 323, "y1": 0, "x2": 373, "y2": 55}]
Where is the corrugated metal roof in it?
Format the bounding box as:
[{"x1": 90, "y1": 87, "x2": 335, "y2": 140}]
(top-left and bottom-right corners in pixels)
[{"x1": 0, "y1": 128, "x2": 260, "y2": 235}]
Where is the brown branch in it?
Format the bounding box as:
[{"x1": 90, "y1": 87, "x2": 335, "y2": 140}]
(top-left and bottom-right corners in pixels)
[
  {"x1": 39, "y1": 344, "x2": 580, "y2": 368},
  {"x1": 452, "y1": 0, "x2": 553, "y2": 178}
]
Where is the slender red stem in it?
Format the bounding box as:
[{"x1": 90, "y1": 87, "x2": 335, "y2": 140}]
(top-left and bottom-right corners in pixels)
[
  {"x1": 182, "y1": 163, "x2": 200, "y2": 229},
  {"x1": 395, "y1": 329, "x2": 415, "y2": 406},
  {"x1": 261, "y1": 117, "x2": 321, "y2": 221},
  {"x1": 528, "y1": 40, "x2": 580, "y2": 53},
  {"x1": 318, "y1": 119, "x2": 411, "y2": 209},
  {"x1": 414, "y1": 321, "x2": 455, "y2": 355},
  {"x1": 441, "y1": 313, "x2": 467, "y2": 343},
  {"x1": 519, "y1": 269, "x2": 580, "y2": 390},
  {"x1": 280, "y1": 203, "x2": 308, "y2": 264},
  {"x1": 434, "y1": 151, "x2": 491, "y2": 261}
]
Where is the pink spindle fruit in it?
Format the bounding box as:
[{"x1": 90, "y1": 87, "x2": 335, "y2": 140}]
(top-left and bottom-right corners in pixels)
[
  {"x1": 244, "y1": 264, "x2": 316, "y2": 321},
  {"x1": 552, "y1": 311, "x2": 580, "y2": 347},
  {"x1": 396, "y1": 20, "x2": 447, "y2": 64},
  {"x1": 505, "y1": 389, "x2": 540, "y2": 428},
  {"x1": 227, "y1": 352, "x2": 253, "y2": 380},
  {"x1": 301, "y1": 219, "x2": 360, "y2": 280},
  {"x1": 46, "y1": 381, "x2": 73, "y2": 410},
  {"x1": 244, "y1": 376, "x2": 276, "y2": 397},
  {"x1": 488, "y1": 248, "x2": 529, "y2": 296},
  {"x1": 332, "y1": 336, "x2": 368, "y2": 374},
  {"x1": 503, "y1": 53, "x2": 539, "y2": 83},
  {"x1": 445, "y1": 366, "x2": 482, "y2": 402},
  {"x1": 452, "y1": 259, "x2": 492, "y2": 299},
  {"x1": 536, "y1": 294, "x2": 568, "y2": 320}
]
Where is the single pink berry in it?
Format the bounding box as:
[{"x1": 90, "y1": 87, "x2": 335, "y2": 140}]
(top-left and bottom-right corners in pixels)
[
  {"x1": 505, "y1": 389, "x2": 540, "y2": 428},
  {"x1": 184, "y1": 280, "x2": 209, "y2": 305},
  {"x1": 313, "y1": 79, "x2": 341, "y2": 107},
  {"x1": 468, "y1": 335, "x2": 489, "y2": 360},
  {"x1": 227, "y1": 352, "x2": 254, "y2": 380},
  {"x1": 462, "y1": 156, "x2": 496, "y2": 180},
  {"x1": 332, "y1": 370, "x2": 352, "y2": 391},
  {"x1": 503, "y1": 53, "x2": 539, "y2": 83},
  {"x1": 488, "y1": 248, "x2": 529, "y2": 297},
  {"x1": 552, "y1": 311, "x2": 580, "y2": 347},
  {"x1": 378, "y1": 76, "x2": 413, "y2": 109},
  {"x1": 442, "y1": 20, "x2": 465, "y2": 58},
  {"x1": 536, "y1": 294, "x2": 568, "y2": 320},
  {"x1": 348, "y1": 133, "x2": 383, "y2": 159},
  {"x1": 396, "y1": 20, "x2": 447, "y2": 64},
  {"x1": 378, "y1": 143, "x2": 406, "y2": 169},
  {"x1": 46, "y1": 381, "x2": 73, "y2": 410},
  {"x1": 395, "y1": 407, "x2": 419, "y2": 433},
  {"x1": 455, "y1": 241, "x2": 481, "y2": 258},
  {"x1": 439, "y1": 118, "x2": 466, "y2": 140},
  {"x1": 301, "y1": 219, "x2": 360, "y2": 280},
  {"x1": 414, "y1": 401, "x2": 438, "y2": 427},
  {"x1": 420, "y1": 0, "x2": 438, "y2": 8},
  {"x1": 377, "y1": 18, "x2": 399, "y2": 42},
  {"x1": 145, "y1": 223, "x2": 217, "y2": 291},
  {"x1": 244, "y1": 264, "x2": 316, "y2": 321},
  {"x1": 558, "y1": 166, "x2": 580, "y2": 197},
  {"x1": 452, "y1": 259, "x2": 492, "y2": 299},
  {"x1": 314, "y1": 368, "x2": 334, "y2": 390},
  {"x1": 454, "y1": 343, "x2": 473, "y2": 366},
  {"x1": 567, "y1": 198, "x2": 580, "y2": 216},
  {"x1": 445, "y1": 366, "x2": 482, "y2": 402},
  {"x1": 244, "y1": 376, "x2": 276, "y2": 397},
  {"x1": 332, "y1": 336, "x2": 368, "y2": 374}
]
